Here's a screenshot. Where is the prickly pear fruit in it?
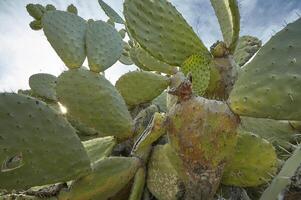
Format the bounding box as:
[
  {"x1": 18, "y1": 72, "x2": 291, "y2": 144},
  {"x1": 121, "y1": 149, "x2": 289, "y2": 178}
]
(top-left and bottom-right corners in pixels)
[
  {"x1": 26, "y1": 4, "x2": 44, "y2": 20},
  {"x1": 29, "y1": 20, "x2": 42, "y2": 30},
  {"x1": 45, "y1": 4, "x2": 56, "y2": 11},
  {"x1": 234, "y1": 35, "x2": 262, "y2": 67},
  {"x1": 181, "y1": 53, "x2": 212, "y2": 96},
  {"x1": 58, "y1": 157, "x2": 140, "y2": 200},
  {"x1": 229, "y1": 18, "x2": 301, "y2": 120},
  {"x1": 98, "y1": 0, "x2": 125, "y2": 24},
  {"x1": 116, "y1": 71, "x2": 170, "y2": 107},
  {"x1": 86, "y1": 20, "x2": 123, "y2": 72},
  {"x1": 222, "y1": 130, "x2": 278, "y2": 187},
  {"x1": 0, "y1": 93, "x2": 91, "y2": 190},
  {"x1": 124, "y1": 0, "x2": 209, "y2": 66},
  {"x1": 67, "y1": 4, "x2": 78, "y2": 15},
  {"x1": 56, "y1": 68, "x2": 133, "y2": 141},
  {"x1": 210, "y1": 0, "x2": 240, "y2": 52},
  {"x1": 42, "y1": 11, "x2": 86, "y2": 69},
  {"x1": 29, "y1": 73, "x2": 57, "y2": 101}
]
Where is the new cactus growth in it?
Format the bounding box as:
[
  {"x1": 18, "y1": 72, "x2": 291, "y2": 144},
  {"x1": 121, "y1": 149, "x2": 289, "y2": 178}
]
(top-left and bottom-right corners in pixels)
[{"x1": 1, "y1": 0, "x2": 301, "y2": 199}]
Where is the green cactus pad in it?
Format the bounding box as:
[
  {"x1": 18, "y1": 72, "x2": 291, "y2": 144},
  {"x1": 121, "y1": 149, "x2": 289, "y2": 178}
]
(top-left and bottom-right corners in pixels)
[
  {"x1": 86, "y1": 20, "x2": 123, "y2": 72},
  {"x1": 210, "y1": 0, "x2": 240, "y2": 52},
  {"x1": 129, "y1": 167, "x2": 146, "y2": 200},
  {"x1": 98, "y1": 0, "x2": 124, "y2": 24},
  {"x1": 130, "y1": 47, "x2": 177, "y2": 75},
  {"x1": 152, "y1": 91, "x2": 167, "y2": 112},
  {"x1": 29, "y1": 73, "x2": 57, "y2": 101},
  {"x1": 59, "y1": 157, "x2": 140, "y2": 200},
  {"x1": 67, "y1": 4, "x2": 78, "y2": 15},
  {"x1": 260, "y1": 145, "x2": 301, "y2": 200},
  {"x1": 119, "y1": 29, "x2": 126, "y2": 39},
  {"x1": 56, "y1": 68, "x2": 133, "y2": 140},
  {"x1": 29, "y1": 20, "x2": 42, "y2": 31},
  {"x1": 42, "y1": 11, "x2": 86, "y2": 69},
  {"x1": 124, "y1": 0, "x2": 209, "y2": 66},
  {"x1": 0, "y1": 93, "x2": 91, "y2": 190},
  {"x1": 229, "y1": 18, "x2": 301, "y2": 120},
  {"x1": 119, "y1": 53, "x2": 134, "y2": 65},
  {"x1": 147, "y1": 144, "x2": 183, "y2": 200},
  {"x1": 26, "y1": 4, "x2": 44, "y2": 20},
  {"x1": 240, "y1": 117, "x2": 298, "y2": 149},
  {"x1": 115, "y1": 71, "x2": 170, "y2": 106},
  {"x1": 234, "y1": 35, "x2": 262, "y2": 67},
  {"x1": 82, "y1": 136, "x2": 116, "y2": 166},
  {"x1": 182, "y1": 53, "x2": 212, "y2": 96},
  {"x1": 222, "y1": 130, "x2": 278, "y2": 187}
]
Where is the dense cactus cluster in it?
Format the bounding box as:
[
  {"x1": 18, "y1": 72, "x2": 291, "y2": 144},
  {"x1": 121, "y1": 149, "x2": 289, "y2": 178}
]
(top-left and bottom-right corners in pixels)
[{"x1": 1, "y1": 0, "x2": 301, "y2": 199}]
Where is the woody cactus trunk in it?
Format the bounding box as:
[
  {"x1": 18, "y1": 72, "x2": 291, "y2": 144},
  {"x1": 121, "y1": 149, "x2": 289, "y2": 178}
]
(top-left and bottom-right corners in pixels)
[{"x1": 1, "y1": 0, "x2": 301, "y2": 199}]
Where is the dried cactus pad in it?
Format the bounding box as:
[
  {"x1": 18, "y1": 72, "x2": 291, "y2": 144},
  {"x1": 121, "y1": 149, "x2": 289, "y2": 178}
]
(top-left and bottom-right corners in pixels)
[
  {"x1": 147, "y1": 144, "x2": 182, "y2": 200},
  {"x1": 116, "y1": 71, "x2": 170, "y2": 106},
  {"x1": 229, "y1": 18, "x2": 301, "y2": 120},
  {"x1": 210, "y1": 0, "x2": 240, "y2": 52},
  {"x1": 124, "y1": 0, "x2": 209, "y2": 66},
  {"x1": 56, "y1": 68, "x2": 133, "y2": 141},
  {"x1": 29, "y1": 73, "x2": 57, "y2": 101},
  {"x1": 222, "y1": 130, "x2": 277, "y2": 187},
  {"x1": 42, "y1": 10, "x2": 87, "y2": 69},
  {"x1": 98, "y1": 0, "x2": 124, "y2": 24},
  {"x1": 0, "y1": 93, "x2": 91, "y2": 190},
  {"x1": 182, "y1": 53, "x2": 212, "y2": 96},
  {"x1": 86, "y1": 20, "x2": 123, "y2": 72},
  {"x1": 59, "y1": 157, "x2": 140, "y2": 200}
]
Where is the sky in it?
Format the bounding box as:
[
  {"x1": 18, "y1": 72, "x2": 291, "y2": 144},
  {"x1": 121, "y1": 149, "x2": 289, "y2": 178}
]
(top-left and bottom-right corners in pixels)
[{"x1": 0, "y1": 0, "x2": 300, "y2": 92}]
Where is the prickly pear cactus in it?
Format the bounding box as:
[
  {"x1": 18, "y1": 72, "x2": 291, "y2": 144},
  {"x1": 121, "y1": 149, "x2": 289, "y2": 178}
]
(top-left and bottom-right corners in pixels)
[{"x1": 2, "y1": 1, "x2": 301, "y2": 199}]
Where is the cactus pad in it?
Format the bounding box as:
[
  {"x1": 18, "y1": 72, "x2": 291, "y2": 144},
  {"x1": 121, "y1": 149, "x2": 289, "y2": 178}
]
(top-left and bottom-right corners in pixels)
[
  {"x1": 59, "y1": 157, "x2": 140, "y2": 200},
  {"x1": 42, "y1": 11, "x2": 86, "y2": 69},
  {"x1": 56, "y1": 68, "x2": 133, "y2": 140},
  {"x1": 98, "y1": 0, "x2": 124, "y2": 24},
  {"x1": 222, "y1": 130, "x2": 277, "y2": 187},
  {"x1": 147, "y1": 144, "x2": 183, "y2": 200},
  {"x1": 229, "y1": 18, "x2": 301, "y2": 120},
  {"x1": 29, "y1": 73, "x2": 57, "y2": 101},
  {"x1": 0, "y1": 93, "x2": 91, "y2": 190},
  {"x1": 234, "y1": 35, "x2": 262, "y2": 67},
  {"x1": 116, "y1": 71, "x2": 170, "y2": 106},
  {"x1": 210, "y1": 0, "x2": 240, "y2": 52},
  {"x1": 124, "y1": 0, "x2": 209, "y2": 66},
  {"x1": 86, "y1": 20, "x2": 123, "y2": 72},
  {"x1": 182, "y1": 53, "x2": 212, "y2": 96}
]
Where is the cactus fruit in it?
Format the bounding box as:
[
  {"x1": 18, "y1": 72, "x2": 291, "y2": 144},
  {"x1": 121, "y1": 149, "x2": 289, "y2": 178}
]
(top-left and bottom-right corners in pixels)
[
  {"x1": 29, "y1": 73, "x2": 57, "y2": 101},
  {"x1": 229, "y1": 18, "x2": 301, "y2": 120},
  {"x1": 234, "y1": 35, "x2": 262, "y2": 67},
  {"x1": 42, "y1": 11, "x2": 87, "y2": 69},
  {"x1": 181, "y1": 53, "x2": 212, "y2": 96},
  {"x1": 45, "y1": 4, "x2": 56, "y2": 11},
  {"x1": 58, "y1": 157, "x2": 140, "y2": 200},
  {"x1": 210, "y1": 0, "x2": 240, "y2": 52},
  {"x1": 124, "y1": 0, "x2": 209, "y2": 66},
  {"x1": 66, "y1": 4, "x2": 78, "y2": 15},
  {"x1": 222, "y1": 130, "x2": 278, "y2": 187},
  {"x1": 86, "y1": 20, "x2": 123, "y2": 72},
  {"x1": 29, "y1": 20, "x2": 42, "y2": 30},
  {"x1": 26, "y1": 4, "x2": 44, "y2": 20},
  {"x1": 0, "y1": 93, "x2": 91, "y2": 190},
  {"x1": 56, "y1": 68, "x2": 133, "y2": 140},
  {"x1": 115, "y1": 71, "x2": 171, "y2": 106},
  {"x1": 98, "y1": 0, "x2": 125, "y2": 24}
]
